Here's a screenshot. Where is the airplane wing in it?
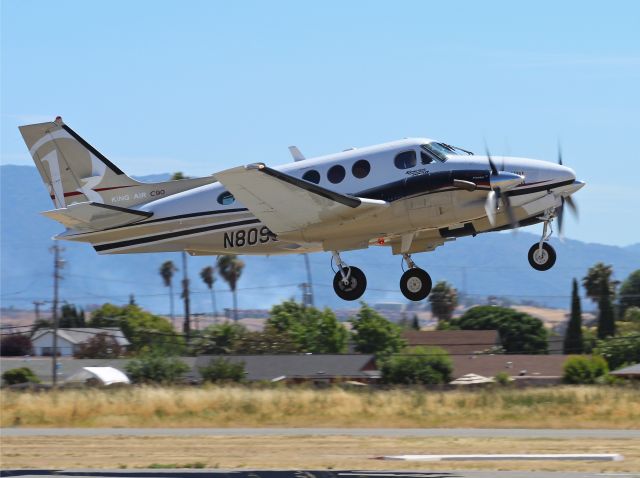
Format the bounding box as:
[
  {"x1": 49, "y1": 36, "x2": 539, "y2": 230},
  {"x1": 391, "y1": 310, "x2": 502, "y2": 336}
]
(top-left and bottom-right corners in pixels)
[
  {"x1": 215, "y1": 163, "x2": 388, "y2": 235},
  {"x1": 42, "y1": 202, "x2": 152, "y2": 231}
]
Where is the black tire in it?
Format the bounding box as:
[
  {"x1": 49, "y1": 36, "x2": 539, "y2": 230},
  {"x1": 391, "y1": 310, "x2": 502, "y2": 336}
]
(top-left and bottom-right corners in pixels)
[
  {"x1": 528, "y1": 242, "x2": 557, "y2": 271},
  {"x1": 400, "y1": 268, "x2": 432, "y2": 301},
  {"x1": 333, "y1": 266, "x2": 367, "y2": 301}
]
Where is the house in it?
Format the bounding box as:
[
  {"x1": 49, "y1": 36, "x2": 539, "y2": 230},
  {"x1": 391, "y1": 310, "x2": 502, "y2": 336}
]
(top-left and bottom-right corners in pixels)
[
  {"x1": 451, "y1": 354, "x2": 571, "y2": 385},
  {"x1": 31, "y1": 328, "x2": 129, "y2": 357},
  {"x1": 610, "y1": 363, "x2": 640, "y2": 379},
  {"x1": 402, "y1": 330, "x2": 501, "y2": 355},
  {"x1": 194, "y1": 354, "x2": 380, "y2": 384}
]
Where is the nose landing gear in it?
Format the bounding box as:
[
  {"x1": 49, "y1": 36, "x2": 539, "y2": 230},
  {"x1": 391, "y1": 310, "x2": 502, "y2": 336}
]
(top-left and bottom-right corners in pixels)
[
  {"x1": 331, "y1": 251, "x2": 367, "y2": 301},
  {"x1": 399, "y1": 253, "x2": 432, "y2": 301},
  {"x1": 528, "y1": 210, "x2": 557, "y2": 271}
]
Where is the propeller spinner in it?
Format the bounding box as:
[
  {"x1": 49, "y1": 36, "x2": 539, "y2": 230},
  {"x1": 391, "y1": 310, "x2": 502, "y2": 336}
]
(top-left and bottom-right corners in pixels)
[{"x1": 484, "y1": 148, "x2": 524, "y2": 228}]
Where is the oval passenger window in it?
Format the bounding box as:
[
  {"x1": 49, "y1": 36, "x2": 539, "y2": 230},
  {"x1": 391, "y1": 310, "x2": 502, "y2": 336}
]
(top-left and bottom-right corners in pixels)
[
  {"x1": 394, "y1": 150, "x2": 417, "y2": 169},
  {"x1": 327, "y1": 165, "x2": 346, "y2": 184},
  {"x1": 302, "y1": 170, "x2": 321, "y2": 184},
  {"x1": 352, "y1": 159, "x2": 371, "y2": 179}
]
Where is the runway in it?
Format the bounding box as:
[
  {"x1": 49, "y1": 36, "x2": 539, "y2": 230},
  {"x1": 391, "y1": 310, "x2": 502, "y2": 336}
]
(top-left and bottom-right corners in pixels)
[{"x1": 3, "y1": 428, "x2": 639, "y2": 439}]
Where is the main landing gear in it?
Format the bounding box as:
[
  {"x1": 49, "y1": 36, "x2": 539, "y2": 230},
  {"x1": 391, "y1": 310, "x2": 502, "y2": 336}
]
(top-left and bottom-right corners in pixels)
[
  {"x1": 528, "y1": 210, "x2": 557, "y2": 271},
  {"x1": 330, "y1": 251, "x2": 433, "y2": 302}
]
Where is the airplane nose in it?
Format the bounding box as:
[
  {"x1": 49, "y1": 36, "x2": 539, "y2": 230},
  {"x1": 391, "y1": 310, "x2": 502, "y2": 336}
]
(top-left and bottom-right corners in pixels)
[{"x1": 561, "y1": 164, "x2": 576, "y2": 182}]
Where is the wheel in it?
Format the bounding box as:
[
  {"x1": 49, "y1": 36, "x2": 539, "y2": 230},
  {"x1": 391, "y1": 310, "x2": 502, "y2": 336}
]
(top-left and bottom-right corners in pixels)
[
  {"x1": 400, "y1": 268, "x2": 432, "y2": 301},
  {"x1": 528, "y1": 242, "x2": 556, "y2": 271},
  {"x1": 333, "y1": 266, "x2": 367, "y2": 301}
]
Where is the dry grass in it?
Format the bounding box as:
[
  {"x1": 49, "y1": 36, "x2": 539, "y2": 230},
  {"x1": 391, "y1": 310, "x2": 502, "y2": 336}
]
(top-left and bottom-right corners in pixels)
[
  {"x1": 2, "y1": 385, "x2": 640, "y2": 428},
  {"x1": 1, "y1": 435, "x2": 639, "y2": 472}
]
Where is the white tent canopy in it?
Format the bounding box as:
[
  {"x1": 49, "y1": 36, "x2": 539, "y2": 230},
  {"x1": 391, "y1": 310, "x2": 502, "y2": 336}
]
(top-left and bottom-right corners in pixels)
[
  {"x1": 65, "y1": 366, "x2": 130, "y2": 385},
  {"x1": 449, "y1": 373, "x2": 495, "y2": 385}
]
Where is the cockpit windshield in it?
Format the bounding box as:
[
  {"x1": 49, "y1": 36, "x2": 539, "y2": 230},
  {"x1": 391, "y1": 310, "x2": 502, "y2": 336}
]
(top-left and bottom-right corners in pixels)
[{"x1": 421, "y1": 142, "x2": 474, "y2": 162}]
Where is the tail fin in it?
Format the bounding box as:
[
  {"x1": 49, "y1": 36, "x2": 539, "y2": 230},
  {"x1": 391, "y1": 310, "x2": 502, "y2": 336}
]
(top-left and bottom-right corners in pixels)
[
  {"x1": 19, "y1": 117, "x2": 140, "y2": 208},
  {"x1": 18, "y1": 117, "x2": 217, "y2": 211}
]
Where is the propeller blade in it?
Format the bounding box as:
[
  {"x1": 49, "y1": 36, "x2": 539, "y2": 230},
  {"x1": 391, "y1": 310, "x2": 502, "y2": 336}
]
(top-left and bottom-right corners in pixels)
[
  {"x1": 485, "y1": 190, "x2": 497, "y2": 226},
  {"x1": 565, "y1": 195, "x2": 578, "y2": 218},
  {"x1": 503, "y1": 195, "x2": 519, "y2": 229},
  {"x1": 558, "y1": 142, "x2": 563, "y2": 166},
  {"x1": 558, "y1": 197, "x2": 565, "y2": 238},
  {"x1": 485, "y1": 145, "x2": 499, "y2": 176}
]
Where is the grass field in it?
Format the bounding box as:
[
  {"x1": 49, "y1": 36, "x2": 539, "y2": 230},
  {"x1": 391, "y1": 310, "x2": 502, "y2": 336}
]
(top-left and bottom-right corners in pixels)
[
  {"x1": 2, "y1": 384, "x2": 640, "y2": 428},
  {"x1": 2, "y1": 435, "x2": 639, "y2": 472}
]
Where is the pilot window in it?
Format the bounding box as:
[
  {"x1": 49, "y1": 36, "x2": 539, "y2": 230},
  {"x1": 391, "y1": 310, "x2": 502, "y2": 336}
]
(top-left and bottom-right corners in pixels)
[
  {"x1": 302, "y1": 169, "x2": 321, "y2": 184},
  {"x1": 352, "y1": 159, "x2": 371, "y2": 179},
  {"x1": 217, "y1": 191, "x2": 235, "y2": 205},
  {"x1": 421, "y1": 151, "x2": 434, "y2": 164},
  {"x1": 394, "y1": 150, "x2": 417, "y2": 169},
  {"x1": 328, "y1": 164, "x2": 346, "y2": 183}
]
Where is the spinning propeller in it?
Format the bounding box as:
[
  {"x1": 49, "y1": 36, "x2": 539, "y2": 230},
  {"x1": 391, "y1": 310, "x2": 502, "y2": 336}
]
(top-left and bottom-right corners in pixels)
[
  {"x1": 484, "y1": 147, "x2": 524, "y2": 228},
  {"x1": 556, "y1": 144, "x2": 579, "y2": 238}
]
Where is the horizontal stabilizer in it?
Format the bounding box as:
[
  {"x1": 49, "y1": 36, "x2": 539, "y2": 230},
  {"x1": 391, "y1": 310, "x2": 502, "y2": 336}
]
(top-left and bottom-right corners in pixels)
[
  {"x1": 215, "y1": 163, "x2": 387, "y2": 235},
  {"x1": 42, "y1": 202, "x2": 152, "y2": 231}
]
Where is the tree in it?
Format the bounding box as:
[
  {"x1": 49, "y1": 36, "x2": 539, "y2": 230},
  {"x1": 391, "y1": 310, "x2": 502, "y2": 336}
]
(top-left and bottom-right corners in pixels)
[
  {"x1": 595, "y1": 333, "x2": 640, "y2": 370},
  {"x1": 89, "y1": 303, "x2": 183, "y2": 353},
  {"x1": 0, "y1": 334, "x2": 33, "y2": 356},
  {"x1": 619, "y1": 270, "x2": 640, "y2": 316},
  {"x1": 597, "y1": 278, "x2": 616, "y2": 339},
  {"x1": 451, "y1": 306, "x2": 548, "y2": 354},
  {"x1": 582, "y1": 263, "x2": 616, "y2": 302},
  {"x1": 200, "y1": 265, "x2": 219, "y2": 318},
  {"x1": 171, "y1": 171, "x2": 188, "y2": 180},
  {"x1": 2, "y1": 367, "x2": 40, "y2": 385},
  {"x1": 59, "y1": 304, "x2": 86, "y2": 328},
  {"x1": 267, "y1": 300, "x2": 348, "y2": 353},
  {"x1": 125, "y1": 352, "x2": 189, "y2": 384},
  {"x1": 231, "y1": 326, "x2": 301, "y2": 354},
  {"x1": 350, "y1": 303, "x2": 405, "y2": 358},
  {"x1": 381, "y1": 346, "x2": 453, "y2": 385},
  {"x1": 429, "y1": 281, "x2": 458, "y2": 326},
  {"x1": 618, "y1": 307, "x2": 640, "y2": 334},
  {"x1": 159, "y1": 260, "x2": 178, "y2": 325},
  {"x1": 563, "y1": 355, "x2": 608, "y2": 384},
  {"x1": 73, "y1": 332, "x2": 123, "y2": 359},
  {"x1": 411, "y1": 314, "x2": 421, "y2": 331},
  {"x1": 199, "y1": 357, "x2": 245, "y2": 383},
  {"x1": 217, "y1": 255, "x2": 245, "y2": 322},
  {"x1": 563, "y1": 279, "x2": 583, "y2": 354},
  {"x1": 192, "y1": 322, "x2": 247, "y2": 355}
]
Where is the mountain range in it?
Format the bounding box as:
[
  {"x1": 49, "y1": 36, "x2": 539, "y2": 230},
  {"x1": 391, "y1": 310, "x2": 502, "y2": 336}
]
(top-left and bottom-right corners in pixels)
[{"x1": 1, "y1": 164, "x2": 638, "y2": 315}]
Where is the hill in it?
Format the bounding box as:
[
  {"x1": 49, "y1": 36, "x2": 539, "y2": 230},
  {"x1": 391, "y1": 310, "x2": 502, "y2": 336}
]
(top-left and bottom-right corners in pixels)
[{"x1": 1, "y1": 164, "x2": 638, "y2": 315}]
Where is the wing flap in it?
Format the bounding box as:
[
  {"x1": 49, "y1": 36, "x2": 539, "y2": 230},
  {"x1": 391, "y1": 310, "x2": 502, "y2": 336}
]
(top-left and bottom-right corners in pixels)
[
  {"x1": 215, "y1": 163, "x2": 387, "y2": 234},
  {"x1": 42, "y1": 202, "x2": 152, "y2": 231}
]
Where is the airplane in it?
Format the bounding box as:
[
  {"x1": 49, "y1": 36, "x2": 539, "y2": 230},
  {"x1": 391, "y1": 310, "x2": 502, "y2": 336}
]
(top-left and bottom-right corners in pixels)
[{"x1": 19, "y1": 117, "x2": 584, "y2": 301}]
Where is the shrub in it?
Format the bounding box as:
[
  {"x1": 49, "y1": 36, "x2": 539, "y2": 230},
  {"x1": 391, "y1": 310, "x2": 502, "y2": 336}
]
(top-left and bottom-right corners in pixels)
[
  {"x1": 1, "y1": 334, "x2": 33, "y2": 356},
  {"x1": 125, "y1": 353, "x2": 189, "y2": 384},
  {"x1": 381, "y1": 346, "x2": 453, "y2": 385},
  {"x1": 2, "y1": 367, "x2": 41, "y2": 385},
  {"x1": 494, "y1": 371, "x2": 512, "y2": 386},
  {"x1": 563, "y1": 355, "x2": 609, "y2": 384},
  {"x1": 73, "y1": 332, "x2": 123, "y2": 358},
  {"x1": 595, "y1": 333, "x2": 640, "y2": 370},
  {"x1": 199, "y1": 357, "x2": 245, "y2": 383}
]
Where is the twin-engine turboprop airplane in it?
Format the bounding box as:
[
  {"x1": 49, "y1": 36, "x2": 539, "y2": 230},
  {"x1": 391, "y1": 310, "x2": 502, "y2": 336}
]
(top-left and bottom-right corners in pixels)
[{"x1": 19, "y1": 117, "x2": 584, "y2": 301}]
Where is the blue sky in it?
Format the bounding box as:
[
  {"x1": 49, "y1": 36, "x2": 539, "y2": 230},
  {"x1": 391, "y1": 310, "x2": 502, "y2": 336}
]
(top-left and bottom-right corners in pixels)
[{"x1": 2, "y1": 0, "x2": 639, "y2": 246}]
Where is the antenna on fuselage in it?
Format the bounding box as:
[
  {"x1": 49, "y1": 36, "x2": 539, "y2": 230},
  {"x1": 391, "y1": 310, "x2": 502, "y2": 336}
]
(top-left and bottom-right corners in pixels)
[{"x1": 288, "y1": 146, "x2": 306, "y2": 162}]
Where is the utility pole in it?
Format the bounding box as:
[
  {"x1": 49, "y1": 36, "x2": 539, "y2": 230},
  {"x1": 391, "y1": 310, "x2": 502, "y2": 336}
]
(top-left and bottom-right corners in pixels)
[
  {"x1": 32, "y1": 301, "x2": 45, "y2": 323},
  {"x1": 50, "y1": 244, "x2": 64, "y2": 388},
  {"x1": 301, "y1": 254, "x2": 314, "y2": 307},
  {"x1": 181, "y1": 251, "x2": 191, "y2": 341}
]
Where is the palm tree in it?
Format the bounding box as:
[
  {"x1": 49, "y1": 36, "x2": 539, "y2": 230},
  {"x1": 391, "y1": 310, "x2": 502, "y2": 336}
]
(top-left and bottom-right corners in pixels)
[
  {"x1": 200, "y1": 265, "x2": 219, "y2": 319},
  {"x1": 160, "y1": 260, "x2": 178, "y2": 326},
  {"x1": 217, "y1": 255, "x2": 245, "y2": 322}
]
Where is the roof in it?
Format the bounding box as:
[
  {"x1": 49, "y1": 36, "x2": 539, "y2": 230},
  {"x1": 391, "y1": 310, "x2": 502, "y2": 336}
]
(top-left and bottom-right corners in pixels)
[
  {"x1": 610, "y1": 363, "x2": 640, "y2": 376},
  {"x1": 402, "y1": 330, "x2": 500, "y2": 354},
  {"x1": 451, "y1": 354, "x2": 571, "y2": 379},
  {"x1": 194, "y1": 354, "x2": 379, "y2": 381},
  {"x1": 31, "y1": 328, "x2": 130, "y2": 346},
  {"x1": 450, "y1": 373, "x2": 495, "y2": 385}
]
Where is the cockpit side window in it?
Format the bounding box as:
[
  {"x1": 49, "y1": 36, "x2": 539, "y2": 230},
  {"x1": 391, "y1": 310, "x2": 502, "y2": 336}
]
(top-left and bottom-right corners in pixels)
[
  {"x1": 394, "y1": 150, "x2": 417, "y2": 169},
  {"x1": 420, "y1": 151, "x2": 434, "y2": 164}
]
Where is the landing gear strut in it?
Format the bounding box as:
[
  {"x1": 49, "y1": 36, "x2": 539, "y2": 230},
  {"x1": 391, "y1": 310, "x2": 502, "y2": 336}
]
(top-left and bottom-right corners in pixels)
[
  {"x1": 331, "y1": 251, "x2": 367, "y2": 301},
  {"x1": 528, "y1": 210, "x2": 557, "y2": 271},
  {"x1": 399, "y1": 253, "x2": 432, "y2": 301}
]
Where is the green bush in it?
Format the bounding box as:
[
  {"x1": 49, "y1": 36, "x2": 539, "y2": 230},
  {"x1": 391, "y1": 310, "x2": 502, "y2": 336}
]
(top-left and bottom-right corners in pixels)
[
  {"x1": 125, "y1": 353, "x2": 189, "y2": 384},
  {"x1": 2, "y1": 367, "x2": 41, "y2": 385},
  {"x1": 494, "y1": 371, "x2": 512, "y2": 386},
  {"x1": 595, "y1": 333, "x2": 640, "y2": 370},
  {"x1": 381, "y1": 346, "x2": 453, "y2": 385},
  {"x1": 199, "y1": 357, "x2": 245, "y2": 383},
  {"x1": 563, "y1": 355, "x2": 609, "y2": 384}
]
